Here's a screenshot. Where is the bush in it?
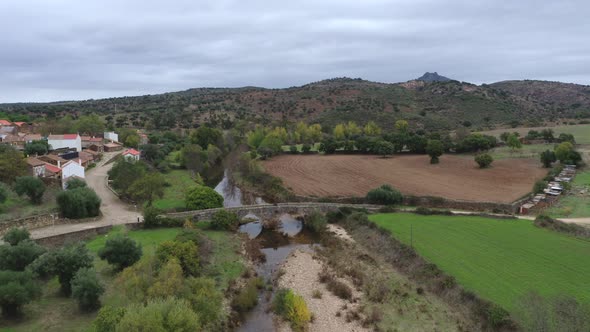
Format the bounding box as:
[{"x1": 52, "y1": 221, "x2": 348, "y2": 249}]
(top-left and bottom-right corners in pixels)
[
  {"x1": 14, "y1": 176, "x2": 45, "y2": 204},
  {"x1": 71, "y1": 268, "x2": 104, "y2": 311},
  {"x1": 182, "y1": 277, "x2": 224, "y2": 328},
  {"x1": 232, "y1": 277, "x2": 263, "y2": 313},
  {"x1": 474, "y1": 153, "x2": 493, "y2": 168},
  {"x1": 65, "y1": 177, "x2": 87, "y2": 190},
  {"x1": 143, "y1": 206, "x2": 163, "y2": 227},
  {"x1": 36, "y1": 243, "x2": 94, "y2": 295},
  {"x1": 305, "y1": 210, "x2": 327, "y2": 233},
  {"x1": 56, "y1": 187, "x2": 101, "y2": 219},
  {"x1": 210, "y1": 209, "x2": 239, "y2": 230},
  {"x1": 365, "y1": 184, "x2": 403, "y2": 205},
  {"x1": 426, "y1": 139, "x2": 444, "y2": 164},
  {"x1": 0, "y1": 185, "x2": 7, "y2": 205},
  {"x1": 116, "y1": 298, "x2": 201, "y2": 332},
  {"x1": 533, "y1": 180, "x2": 548, "y2": 194},
  {"x1": 289, "y1": 145, "x2": 298, "y2": 154},
  {"x1": 0, "y1": 270, "x2": 41, "y2": 318},
  {"x1": 3, "y1": 227, "x2": 30, "y2": 246},
  {"x1": 327, "y1": 279, "x2": 353, "y2": 300},
  {"x1": 0, "y1": 239, "x2": 46, "y2": 271},
  {"x1": 273, "y1": 288, "x2": 311, "y2": 332},
  {"x1": 540, "y1": 150, "x2": 557, "y2": 168},
  {"x1": 94, "y1": 306, "x2": 126, "y2": 332},
  {"x1": 98, "y1": 235, "x2": 142, "y2": 270},
  {"x1": 185, "y1": 185, "x2": 223, "y2": 210},
  {"x1": 301, "y1": 144, "x2": 312, "y2": 153},
  {"x1": 28, "y1": 251, "x2": 57, "y2": 279},
  {"x1": 156, "y1": 240, "x2": 200, "y2": 276}
]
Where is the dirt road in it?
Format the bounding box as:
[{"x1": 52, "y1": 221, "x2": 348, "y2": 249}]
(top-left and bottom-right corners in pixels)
[{"x1": 30, "y1": 152, "x2": 141, "y2": 239}]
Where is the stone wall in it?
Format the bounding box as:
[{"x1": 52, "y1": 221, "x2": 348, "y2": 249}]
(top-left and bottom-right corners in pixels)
[
  {"x1": 403, "y1": 196, "x2": 519, "y2": 214},
  {"x1": 0, "y1": 213, "x2": 101, "y2": 236},
  {"x1": 164, "y1": 202, "x2": 383, "y2": 222},
  {"x1": 35, "y1": 223, "x2": 142, "y2": 248}
]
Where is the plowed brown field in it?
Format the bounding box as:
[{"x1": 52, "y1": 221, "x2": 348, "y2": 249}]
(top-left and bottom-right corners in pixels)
[{"x1": 262, "y1": 154, "x2": 547, "y2": 203}]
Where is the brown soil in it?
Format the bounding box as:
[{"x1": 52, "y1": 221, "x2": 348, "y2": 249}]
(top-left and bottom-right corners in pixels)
[{"x1": 262, "y1": 154, "x2": 547, "y2": 203}]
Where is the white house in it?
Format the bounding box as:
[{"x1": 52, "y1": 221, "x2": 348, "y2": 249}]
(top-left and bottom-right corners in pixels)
[
  {"x1": 61, "y1": 160, "x2": 85, "y2": 189},
  {"x1": 48, "y1": 134, "x2": 82, "y2": 152},
  {"x1": 104, "y1": 131, "x2": 119, "y2": 143},
  {"x1": 122, "y1": 148, "x2": 141, "y2": 162}
]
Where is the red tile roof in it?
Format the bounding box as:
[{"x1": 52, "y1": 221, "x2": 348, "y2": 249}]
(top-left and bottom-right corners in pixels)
[
  {"x1": 122, "y1": 148, "x2": 140, "y2": 156},
  {"x1": 14, "y1": 122, "x2": 26, "y2": 126},
  {"x1": 0, "y1": 120, "x2": 11, "y2": 126},
  {"x1": 44, "y1": 163, "x2": 61, "y2": 174},
  {"x1": 63, "y1": 134, "x2": 79, "y2": 140}
]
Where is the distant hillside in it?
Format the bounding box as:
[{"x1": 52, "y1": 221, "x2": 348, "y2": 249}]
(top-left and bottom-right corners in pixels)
[
  {"x1": 416, "y1": 72, "x2": 452, "y2": 82},
  {"x1": 1, "y1": 77, "x2": 589, "y2": 132}
]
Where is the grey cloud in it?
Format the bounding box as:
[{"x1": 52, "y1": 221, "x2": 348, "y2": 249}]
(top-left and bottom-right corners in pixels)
[{"x1": 0, "y1": 0, "x2": 589, "y2": 102}]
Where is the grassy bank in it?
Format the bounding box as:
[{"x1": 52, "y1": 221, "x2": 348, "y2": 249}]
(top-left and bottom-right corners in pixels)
[
  {"x1": 152, "y1": 169, "x2": 195, "y2": 211},
  {"x1": 369, "y1": 213, "x2": 590, "y2": 310},
  {"x1": 545, "y1": 170, "x2": 590, "y2": 218}
]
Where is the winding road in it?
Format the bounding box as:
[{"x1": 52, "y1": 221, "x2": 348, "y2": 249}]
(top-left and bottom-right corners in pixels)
[{"x1": 30, "y1": 152, "x2": 141, "y2": 239}]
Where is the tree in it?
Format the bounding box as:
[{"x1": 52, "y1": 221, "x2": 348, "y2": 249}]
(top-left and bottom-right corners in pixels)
[
  {"x1": 191, "y1": 126, "x2": 223, "y2": 150},
  {"x1": 94, "y1": 306, "x2": 127, "y2": 332},
  {"x1": 0, "y1": 185, "x2": 7, "y2": 205},
  {"x1": 426, "y1": 139, "x2": 444, "y2": 164},
  {"x1": 3, "y1": 228, "x2": 30, "y2": 246},
  {"x1": 507, "y1": 134, "x2": 522, "y2": 151},
  {"x1": 258, "y1": 134, "x2": 284, "y2": 157},
  {"x1": 108, "y1": 159, "x2": 147, "y2": 196},
  {"x1": 181, "y1": 144, "x2": 205, "y2": 174},
  {"x1": 185, "y1": 185, "x2": 223, "y2": 210},
  {"x1": 475, "y1": 153, "x2": 494, "y2": 168},
  {"x1": 14, "y1": 176, "x2": 45, "y2": 204},
  {"x1": 333, "y1": 124, "x2": 346, "y2": 140},
  {"x1": 24, "y1": 140, "x2": 49, "y2": 156},
  {"x1": 128, "y1": 173, "x2": 165, "y2": 206},
  {"x1": 499, "y1": 132, "x2": 510, "y2": 142},
  {"x1": 558, "y1": 133, "x2": 575, "y2": 144},
  {"x1": 56, "y1": 187, "x2": 101, "y2": 219},
  {"x1": 395, "y1": 120, "x2": 409, "y2": 133},
  {"x1": 319, "y1": 137, "x2": 339, "y2": 154},
  {"x1": 540, "y1": 129, "x2": 555, "y2": 142},
  {"x1": 533, "y1": 180, "x2": 548, "y2": 194},
  {"x1": 98, "y1": 235, "x2": 143, "y2": 270},
  {"x1": 366, "y1": 185, "x2": 403, "y2": 205},
  {"x1": 76, "y1": 114, "x2": 105, "y2": 134},
  {"x1": 156, "y1": 241, "x2": 200, "y2": 276},
  {"x1": 373, "y1": 140, "x2": 395, "y2": 157},
  {"x1": 305, "y1": 211, "x2": 327, "y2": 233},
  {"x1": 0, "y1": 270, "x2": 41, "y2": 318},
  {"x1": 540, "y1": 150, "x2": 557, "y2": 168},
  {"x1": 555, "y1": 142, "x2": 574, "y2": 163},
  {"x1": 210, "y1": 210, "x2": 239, "y2": 230},
  {"x1": 247, "y1": 127, "x2": 266, "y2": 150},
  {"x1": 115, "y1": 298, "x2": 201, "y2": 332},
  {"x1": 308, "y1": 124, "x2": 322, "y2": 142},
  {"x1": 0, "y1": 239, "x2": 46, "y2": 271},
  {"x1": 345, "y1": 121, "x2": 361, "y2": 137},
  {"x1": 206, "y1": 144, "x2": 223, "y2": 166},
  {"x1": 50, "y1": 243, "x2": 94, "y2": 295},
  {"x1": 71, "y1": 268, "x2": 104, "y2": 311},
  {"x1": 125, "y1": 135, "x2": 140, "y2": 148},
  {"x1": 0, "y1": 145, "x2": 27, "y2": 183},
  {"x1": 363, "y1": 121, "x2": 381, "y2": 136},
  {"x1": 147, "y1": 258, "x2": 184, "y2": 299}
]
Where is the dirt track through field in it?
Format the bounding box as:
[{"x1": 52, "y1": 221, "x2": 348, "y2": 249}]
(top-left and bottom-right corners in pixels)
[{"x1": 262, "y1": 154, "x2": 547, "y2": 203}]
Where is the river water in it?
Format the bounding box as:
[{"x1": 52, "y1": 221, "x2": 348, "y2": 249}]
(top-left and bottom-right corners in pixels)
[{"x1": 213, "y1": 170, "x2": 317, "y2": 332}]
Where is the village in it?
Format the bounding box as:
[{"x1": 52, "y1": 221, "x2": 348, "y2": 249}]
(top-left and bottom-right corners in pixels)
[{"x1": 0, "y1": 119, "x2": 141, "y2": 190}]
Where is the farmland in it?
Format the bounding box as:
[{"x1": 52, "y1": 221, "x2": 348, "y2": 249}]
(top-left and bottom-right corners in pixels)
[
  {"x1": 545, "y1": 170, "x2": 590, "y2": 218},
  {"x1": 369, "y1": 213, "x2": 590, "y2": 310},
  {"x1": 480, "y1": 124, "x2": 590, "y2": 144},
  {"x1": 262, "y1": 154, "x2": 546, "y2": 203}
]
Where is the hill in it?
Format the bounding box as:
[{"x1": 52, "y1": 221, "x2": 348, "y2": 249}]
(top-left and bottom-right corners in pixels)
[
  {"x1": 416, "y1": 72, "x2": 452, "y2": 82},
  {"x1": 1, "y1": 77, "x2": 589, "y2": 132}
]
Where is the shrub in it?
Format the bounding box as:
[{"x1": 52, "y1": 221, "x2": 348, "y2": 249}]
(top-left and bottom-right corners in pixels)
[
  {"x1": 0, "y1": 185, "x2": 7, "y2": 205},
  {"x1": 183, "y1": 277, "x2": 224, "y2": 328},
  {"x1": 65, "y1": 177, "x2": 87, "y2": 190},
  {"x1": 0, "y1": 239, "x2": 46, "y2": 271},
  {"x1": 232, "y1": 277, "x2": 263, "y2": 313},
  {"x1": 156, "y1": 240, "x2": 200, "y2": 276},
  {"x1": 98, "y1": 235, "x2": 143, "y2": 270},
  {"x1": 147, "y1": 258, "x2": 184, "y2": 299},
  {"x1": 94, "y1": 305, "x2": 126, "y2": 332},
  {"x1": 540, "y1": 150, "x2": 557, "y2": 168},
  {"x1": 327, "y1": 279, "x2": 353, "y2": 300},
  {"x1": 37, "y1": 243, "x2": 94, "y2": 295},
  {"x1": 474, "y1": 153, "x2": 493, "y2": 168},
  {"x1": 533, "y1": 180, "x2": 548, "y2": 194},
  {"x1": 28, "y1": 251, "x2": 57, "y2": 279},
  {"x1": 289, "y1": 145, "x2": 298, "y2": 154},
  {"x1": 305, "y1": 210, "x2": 327, "y2": 233},
  {"x1": 185, "y1": 185, "x2": 223, "y2": 210},
  {"x1": 210, "y1": 209, "x2": 239, "y2": 231},
  {"x1": 365, "y1": 184, "x2": 403, "y2": 205},
  {"x1": 56, "y1": 187, "x2": 101, "y2": 219},
  {"x1": 301, "y1": 144, "x2": 312, "y2": 153},
  {"x1": 14, "y1": 176, "x2": 45, "y2": 204},
  {"x1": 487, "y1": 304, "x2": 511, "y2": 329},
  {"x1": 116, "y1": 298, "x2": 201, "y2": 332},
  {"x1": 0, "y1": 270, "x2": 41, "y2": 318},
  {"x1": 143, "y1": 206, "x2": 163, "y2": 227},
  {"x1": 3, "y1": 227, "x2": 30, "y2": 246},
  {"x1": 426, "y1": 139, "x2": 444, "y2": 164},
  {"x1": 71, "y1": 268, "x2": 104, "y2": 311},
  {"x1": 272, "y1": 288, "x2": 311, "y2": 332}
]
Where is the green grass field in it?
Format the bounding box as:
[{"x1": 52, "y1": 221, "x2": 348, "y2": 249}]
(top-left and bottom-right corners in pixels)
[
  {"x1": 369, "y1": 213, "x2": 590, "y2": 311},
  {"x1": 281, "y1": 142, "x2": 321, "y2": 153},
  {"x1": 481, "y1": 124, "x2": 590, "y2": 144},
  {"x1": 0, "y1": 185, "x2": 59, "y2": 222},
  {"x1": 152, "y1": 169, "x2": 196, "y2": 211},
  {"x1": 546, "y1": 170, "x2": 590, "y2": 218},
  {"x1": 484, "y1": 143, "x2": 554, "y2": 160}
]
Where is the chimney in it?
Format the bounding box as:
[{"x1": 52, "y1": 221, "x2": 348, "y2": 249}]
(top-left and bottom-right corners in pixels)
[
  {"x1": 79, "y1": 158, "x2": 82, "y2": 165},
  {"x1": 57, "y1": 160, "x2": 61, "y2": 168}
]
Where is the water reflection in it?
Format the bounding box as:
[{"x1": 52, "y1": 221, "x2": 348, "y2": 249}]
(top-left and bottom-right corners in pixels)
[{"x1": 214, "y1": 170, "x2": 243, "y2": 207}]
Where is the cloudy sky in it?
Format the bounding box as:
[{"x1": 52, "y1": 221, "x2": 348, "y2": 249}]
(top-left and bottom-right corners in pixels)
[{"x1": 1, "y1": 0, "x2": 589, "y2": 102}]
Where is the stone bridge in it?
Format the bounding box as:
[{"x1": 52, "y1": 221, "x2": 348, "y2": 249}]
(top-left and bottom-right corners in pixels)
[{"x1": 163, "y1": 202, "x2": 383, "y2": 222}]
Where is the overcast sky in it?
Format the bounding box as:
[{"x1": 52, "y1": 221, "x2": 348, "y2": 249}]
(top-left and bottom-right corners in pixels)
[{"x1": 1, "y1": 0, "x2": 589, "y2": 102}]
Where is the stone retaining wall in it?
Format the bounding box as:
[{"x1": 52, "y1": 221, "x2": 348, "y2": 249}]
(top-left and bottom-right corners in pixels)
[
  {"x1": 35, "y1": 222, "x2": 142, "y2": 248},
  {"x1": 0, "y1": 213, "x2": 102, "y2": 236},
  {"x1": 164, "y1": 202, "x2": 382, "y2": 221}
]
